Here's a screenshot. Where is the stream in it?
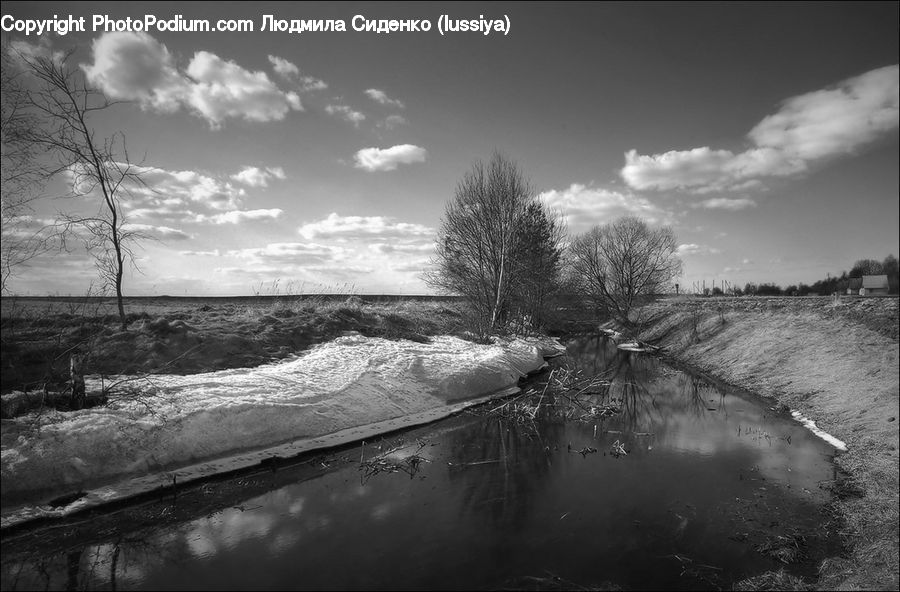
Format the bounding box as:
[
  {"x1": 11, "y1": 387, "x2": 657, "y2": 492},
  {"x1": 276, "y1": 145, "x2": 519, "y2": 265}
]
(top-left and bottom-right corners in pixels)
[{"x1": 0, "y1": 335, "x2": 842, "y2": 590}]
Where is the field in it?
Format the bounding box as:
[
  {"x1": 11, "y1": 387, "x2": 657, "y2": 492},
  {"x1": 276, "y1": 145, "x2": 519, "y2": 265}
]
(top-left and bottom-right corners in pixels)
[{"x1": 2, "y1": 294, "x2": 897, "y2": 590}]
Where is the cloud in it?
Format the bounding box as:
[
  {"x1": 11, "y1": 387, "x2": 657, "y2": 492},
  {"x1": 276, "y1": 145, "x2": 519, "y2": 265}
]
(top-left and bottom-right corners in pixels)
[
  {"x1": 298, "y1": 212, "x2": 434, "y2": 241},
  {"x1": 223, "y1": 211, "x2": 436, "y2": 290},
  {"x1": 124, "y1": 165, "x2": 246, "y2": 213},
  {"x1": 353, "y1": 145, "x2": 428, "y2": 172},
  {"x1": 179, "y1": 249, "x2": 222, "y2": 256},
  {"x1": 267, "y1": 55, "x2": 299, "y2": 78},
  {"x1": 197, "y1": 209, "x2": 284, "y2": 225},
  {"x1": 368, "y1": 243, "x2": 435, "y2": 255},
  {"x1": 537, "y1": 183, "x2": 672, "y2": 233},
  {"x1": 378, "y1": 115, "x2": 408, "y2": 130},
  {"x1": 230, "y1": 166, "x2": 286, "y2": 187},
  {"x1": 185, "y1": 51, "x2": 302, "y2": 126},
  {"x1": 73, "y1": 164, "x2": 284, "y2": 228},
  {"x1": 122, "y1": 223, "x2": 192, "y2": 241},
  {"x1": 325, "y1": 104, "x2": 366, "y2": 126},
  {"x1": 622, "y1": 65, "x2": 899, "y2": 192},
  {"x1": 228, "y1": 242, "x2": 344, "y2": 266},
  {"x1": 695, "y1": 197, "x2": 757, "y2": 210},
  {"x1": 82, "y1": 32, "x2": 302, "y2": 127},
  {"x1": 267, "y1": 54, "x2": 327, "y2": 91},
  {"x1": 8, "y1": 39, "x2": 64, "y2": 66},
  {"x1": 364, "y1": 89, "x2": 405, "y2": 109},
  {"x1": 677, "y1": 243, "x2": 722, "y2": 257}
]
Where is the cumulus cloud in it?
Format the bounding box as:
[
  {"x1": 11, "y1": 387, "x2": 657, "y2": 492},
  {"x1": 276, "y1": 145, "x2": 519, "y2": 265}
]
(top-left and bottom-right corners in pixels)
[
  {"x1": 82, "y1": 32, "x2": 302, "y2": 127},
  {"x1": 622, "y1": 65, "x2": 899, "y2": 192},
  {"x1": 364, "y1": 88, "x2": 405, "y2": 109},
  {"x1": 125, "y1": 165, "x2": 246, "y2": 213},
  {"x1": 537, "y1": 183, "x2": 672, "y2": 233},
  {"x1": 185, "y1": 51, "x2": 302, "y2": 126},
  {"x1": 354, "y1": 144, "x2": 428, "y2": 172},
  {"x1": 231, "y1": 166, "x2": 286, "y2": 187},
  {"x1": 325, "y1": 104, "x2": 366, "y2": 125},
  {"x1": 298, "y1": 212, "x2": 434, "y2": 241},
  {"x1": 694, "y1": 197, "x2": 757, "y2": 210}
]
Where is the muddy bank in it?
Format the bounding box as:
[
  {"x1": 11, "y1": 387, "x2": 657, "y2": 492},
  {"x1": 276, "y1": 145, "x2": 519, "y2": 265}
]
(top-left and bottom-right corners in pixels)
[{"x1": 632, "y1": 296, "x2": 899, "y2": 590}]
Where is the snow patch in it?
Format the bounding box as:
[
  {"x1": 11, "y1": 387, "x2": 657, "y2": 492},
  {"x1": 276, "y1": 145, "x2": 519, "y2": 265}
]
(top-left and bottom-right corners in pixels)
[
  {"x1": 1, "y1": 335, "x2": 561, "y2": 527},
  {"x1": 790, "y1": 410, "x2": 848, "y2": 451}
]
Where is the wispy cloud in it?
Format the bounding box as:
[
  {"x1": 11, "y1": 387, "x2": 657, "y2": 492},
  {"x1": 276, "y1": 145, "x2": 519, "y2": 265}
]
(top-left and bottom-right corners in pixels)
[
  {"x1": 364, "y1": 88, "x2": 405, "y2": 109},
  {"x1": 325, "y1": 104, "x2": 366, "y2": 126},
  {"x1": 354, "y1": 145, "x2": 428, "y2": 172},
  {"x1": 298, "y1": 213, "x2": 433, "y2": 241},
  {"x1": 377, "y1": 115, "x2": 408, "y2": 130},
  {"x1": 267, "y1": 54, "x2": 327, "y2": 91},
  {"x1": 677, "y1": 243, "x2": 722, "y2": 257},
  {"x1": 122, "y1": 223, "x2": 192, "y2": 241},
  {"x1": 694, "y1": 197, "x2": 757, "y2": 211},
  {"x1": 197, "y1": 209, "x2": 284, "y2": 225},
  {"x1": 621, "y1": 65, "x2": 899, "y2": 192}
]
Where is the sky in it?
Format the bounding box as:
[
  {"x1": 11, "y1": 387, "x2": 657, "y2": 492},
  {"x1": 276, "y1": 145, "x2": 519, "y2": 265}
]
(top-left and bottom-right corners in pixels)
[{"x1": 2, "y1": 1, "x2": 898, "y2": 296}]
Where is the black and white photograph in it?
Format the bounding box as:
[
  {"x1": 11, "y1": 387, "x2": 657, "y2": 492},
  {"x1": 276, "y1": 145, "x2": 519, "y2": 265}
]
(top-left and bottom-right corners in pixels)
[{"x1": 1, "y1": 2, "x2": 897, "y2": 590}]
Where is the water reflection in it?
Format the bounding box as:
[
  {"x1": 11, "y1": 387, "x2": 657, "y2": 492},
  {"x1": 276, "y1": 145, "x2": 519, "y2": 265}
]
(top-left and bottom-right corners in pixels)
[{"x1": 1, "y1": 336, "x2": 840, "y2": 591}]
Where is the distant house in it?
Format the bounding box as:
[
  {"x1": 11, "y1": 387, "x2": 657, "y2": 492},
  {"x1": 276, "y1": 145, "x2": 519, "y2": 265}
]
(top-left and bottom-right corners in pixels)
[
  {"x1": 846, "y1": 277, "x2": 863, "y2": 295},
  {"x1": 860, "y1": 275, "x2": 890, "y2": 296}
]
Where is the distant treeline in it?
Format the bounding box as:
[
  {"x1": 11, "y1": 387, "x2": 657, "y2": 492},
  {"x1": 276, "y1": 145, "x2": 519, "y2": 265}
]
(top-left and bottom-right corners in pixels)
[{"x1": 733, "y1": 254, "x2": 899, "y2": 296}]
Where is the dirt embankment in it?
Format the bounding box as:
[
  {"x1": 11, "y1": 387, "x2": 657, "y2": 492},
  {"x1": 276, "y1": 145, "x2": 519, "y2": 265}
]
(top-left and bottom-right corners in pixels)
[{"x1": 634, "y1": 296, "x2": 899, "y2": 591}]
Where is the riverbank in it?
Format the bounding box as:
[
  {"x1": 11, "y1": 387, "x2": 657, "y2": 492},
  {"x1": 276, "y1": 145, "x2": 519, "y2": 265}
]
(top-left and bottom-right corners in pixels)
[
  {"x1": 632, "y1": 296, "x2": 899, "y2": 590},
  {"x1": 1, "y1": 296, "x2": 471, "y2": 398},
  {"x1": 1, "y1": 332, "x2": 562, "y2": 528}
]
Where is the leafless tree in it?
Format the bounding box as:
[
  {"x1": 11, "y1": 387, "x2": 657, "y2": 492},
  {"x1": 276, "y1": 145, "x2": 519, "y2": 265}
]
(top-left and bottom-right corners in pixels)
[
  {"x1": 428, "y1": 153, "x2": 564, "y2": 335},
  {"x1": 15, "y1": 50, "x2": 147, "y2": 329},
  {"x1": 568, "y1": 216, "x2": 682, "y2": 326},
  {"x1": 1, "y1": 47, "x2": 52, "y2": 292}
]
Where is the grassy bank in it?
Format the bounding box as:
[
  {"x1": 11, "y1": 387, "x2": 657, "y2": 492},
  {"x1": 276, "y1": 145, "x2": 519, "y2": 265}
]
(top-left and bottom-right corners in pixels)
[
  {"x1": 1, "y1": 296, "x2": 470, "y2": 398},
  {"x1": 633, "y1": 296, "x2": 899, "y2": 591}
]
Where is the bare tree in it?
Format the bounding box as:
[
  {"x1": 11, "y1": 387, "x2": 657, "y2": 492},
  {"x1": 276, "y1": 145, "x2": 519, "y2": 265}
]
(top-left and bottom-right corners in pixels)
[
  {"x1": 428, "y1": 153, "x2": 564, "y2": 335},
  {"x1": 16, "y1": 51, "x2": 146, "y2": 329},
  {"x1": 1, "y1": 47, "x2": 52, "y2": 292},
  {"x1": 568, "y1": 216, "x2": 682, "y2": 326}
]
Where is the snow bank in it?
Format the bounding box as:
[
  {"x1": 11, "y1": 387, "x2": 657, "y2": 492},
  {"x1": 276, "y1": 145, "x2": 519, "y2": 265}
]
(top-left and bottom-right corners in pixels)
[
  {"x1": 790, "y1": 410, "x2": 848, "y2": 451},
  {"x1": 1, "y1": 335, "x2": 561, "y2": 525}
]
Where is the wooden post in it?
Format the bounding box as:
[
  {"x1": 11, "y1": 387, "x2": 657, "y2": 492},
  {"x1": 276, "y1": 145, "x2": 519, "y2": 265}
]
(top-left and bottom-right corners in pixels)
[{"x1": 69, "y1": 353, "x2": 85, "y2": 410}]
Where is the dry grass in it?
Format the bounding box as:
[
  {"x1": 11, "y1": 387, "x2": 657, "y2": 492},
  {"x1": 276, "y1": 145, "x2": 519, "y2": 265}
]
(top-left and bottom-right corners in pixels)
[
  {"x1": 634, "y1": 296, "x2": 899, "y2": 591},
  {"x1": 733, "y1": 568, "x2": 814, "y2": 591}
]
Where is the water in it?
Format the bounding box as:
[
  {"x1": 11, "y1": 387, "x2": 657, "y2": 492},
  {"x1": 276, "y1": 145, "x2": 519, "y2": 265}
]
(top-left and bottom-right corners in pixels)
[{"x1": 0, "y1": 336, "x2": 841, "y2": 590}]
